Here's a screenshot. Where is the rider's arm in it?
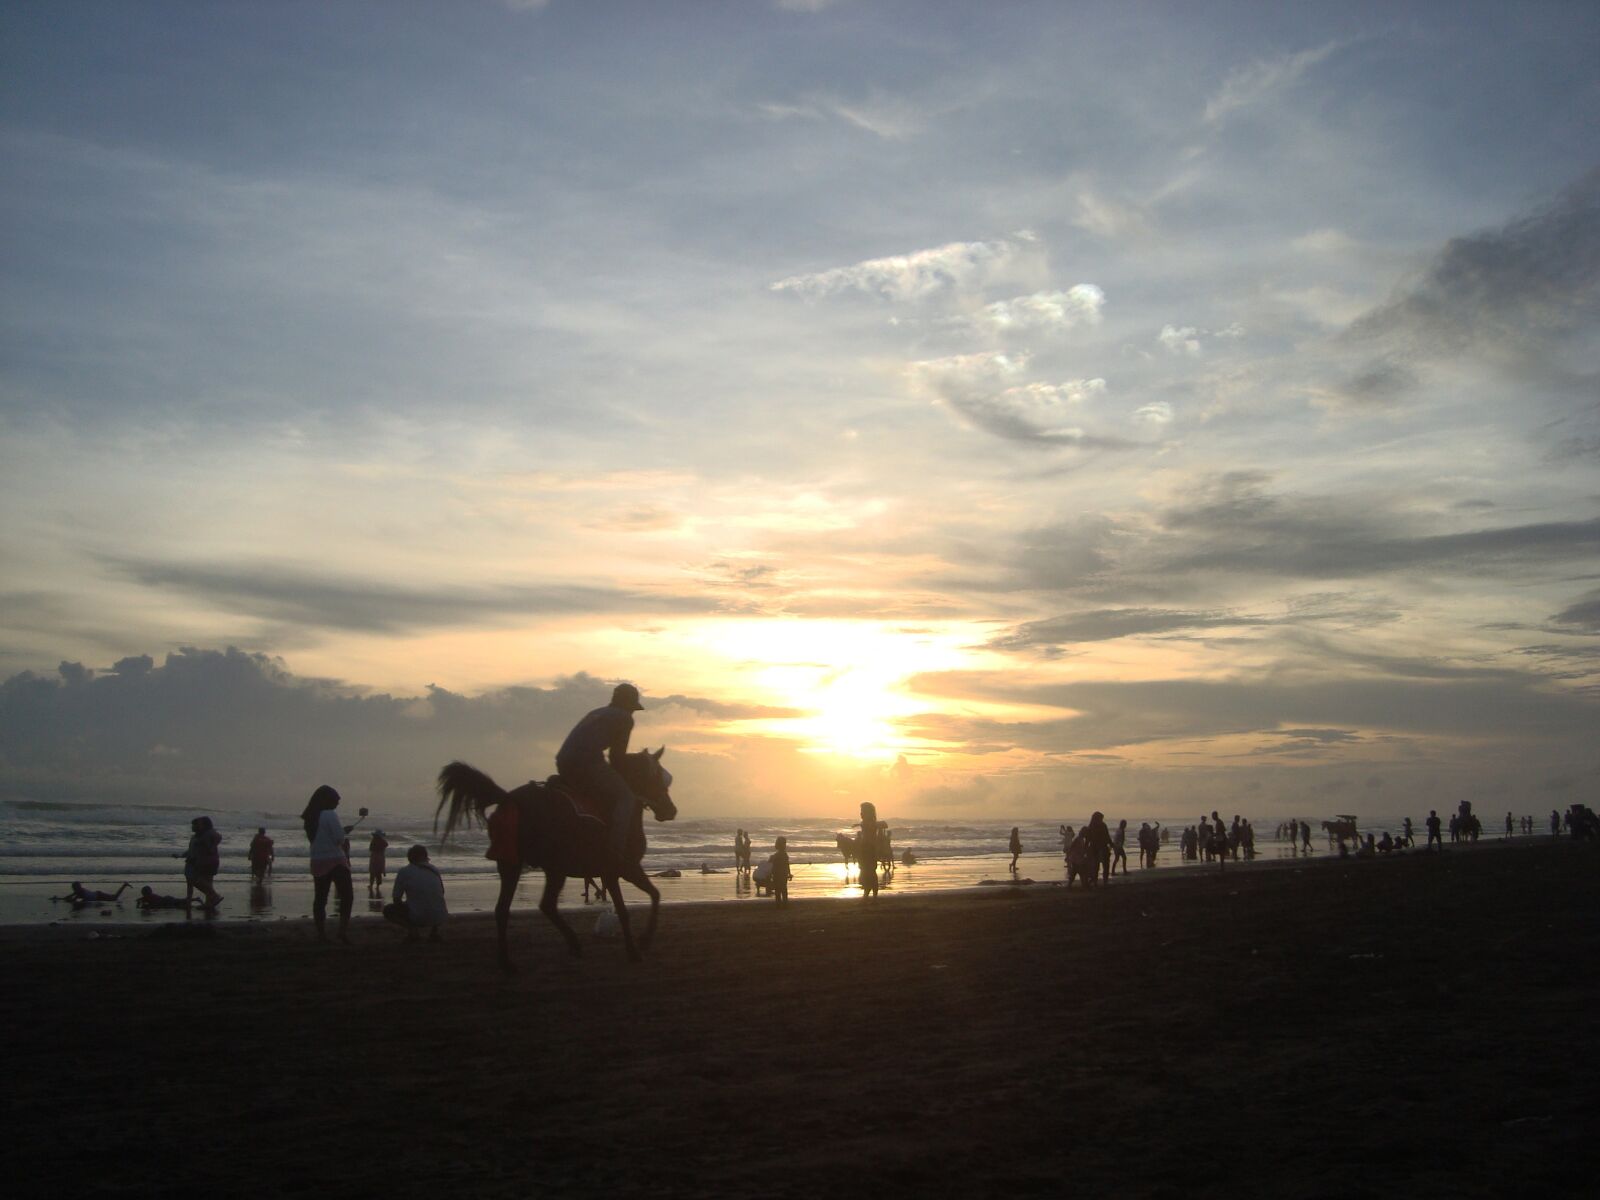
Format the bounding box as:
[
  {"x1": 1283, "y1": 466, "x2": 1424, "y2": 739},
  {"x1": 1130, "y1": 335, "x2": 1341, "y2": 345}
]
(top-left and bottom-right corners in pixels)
[{"x1": 605, "y1": 712, "x2": 633, "y2": 768}]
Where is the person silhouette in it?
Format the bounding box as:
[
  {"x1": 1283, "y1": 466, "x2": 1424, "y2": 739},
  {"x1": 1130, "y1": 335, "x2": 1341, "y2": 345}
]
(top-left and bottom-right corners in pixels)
[
  {"x1": 556, "y1": 683, "x2": 646, "y2": 862},
  {"x1": 1008, "y1": 826, "x2": 1023, "y2": 872},
  {"x1": 301, "y1": 785, "x2": 357, "y2": 944},
  {"x1": 859, "y1": 802, "x2": 881, "y2": 898}
]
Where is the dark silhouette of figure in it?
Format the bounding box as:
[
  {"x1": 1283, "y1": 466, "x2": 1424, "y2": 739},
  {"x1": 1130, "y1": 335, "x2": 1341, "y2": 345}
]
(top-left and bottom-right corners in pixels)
[
  {"x1": 54, "y1": 881, "x2": 131, "y2": 906},
  {"x1": 1551, "y1": 809, "x2": 1562, "y2": 836},
  {"x1": 556, "y1": 683, "x2": 646, "y2": 862},
  {"x1": 859, "y1": 802, "x2": 881, "y2": 897},
  {"x1": 137, "y1": 885, "x2": 195, "y2": 910},
  {"x1": 384, "y1": 844, "x2": 446, "y2": 942},
  {"x1": 1008, "y1": 826, "x2": 1023, "y2": 872},
  {"x1": 302, "y1": 785, "x2": 365, "y2": 944},
  {"x1": 1059, "y1": 824, "x2": 1075, "y2": 861},
  {"x1": 1300, "y1": 819, "x2": 1312, "y2": 853},
  {"x1": 1065, "y1": 828, "x2": 1092, "y2": 887},
  {"x1": 1506, "y1": 811, "x2": 1515, "y2": 838},
  {"x1": 1085, "y1": 812, "x2": 1112, "y2": 883},
  {"x1": 368, "y1": 829, "x2": 389, "y2": 897},
  {"x1": 1401, "y1": 817, "x2": 1413, "y2": 847},
  {"x1": 247, "y1": 827, "x2": 275, "y2": 883},
  {"x1": 180, "y1": 816, "x2": 223, "y2": 913},
  {"x1": 1111, "y1": 819, "x2": 1129, "y2": 875},
  {"x1": 769, "y1": 836, "x2": 792, "y2": 905},
  {"x1": 1426, "y1": 809, "x2": 1442, "y2": 851}
]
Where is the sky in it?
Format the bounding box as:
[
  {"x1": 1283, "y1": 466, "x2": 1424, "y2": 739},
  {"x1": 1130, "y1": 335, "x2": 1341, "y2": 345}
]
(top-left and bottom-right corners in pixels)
[{"x1": 2, "y1": 0, "x2": 1597, "y2": 821}]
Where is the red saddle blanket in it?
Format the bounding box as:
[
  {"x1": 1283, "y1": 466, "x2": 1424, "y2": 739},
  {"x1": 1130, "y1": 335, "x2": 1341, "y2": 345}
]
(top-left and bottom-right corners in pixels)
[{"x1": 485, "y1": 778, "x2": 606, "y2": 863}]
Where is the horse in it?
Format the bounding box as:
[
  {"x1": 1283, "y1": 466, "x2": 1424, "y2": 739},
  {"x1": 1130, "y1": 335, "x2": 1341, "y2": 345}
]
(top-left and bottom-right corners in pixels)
[
  {"x1": 1322, "y1": 817, "x2": 1359, "y2": 849},
  {"x1": 435, "y1": 748, "x2": 677, "y2": 971}
]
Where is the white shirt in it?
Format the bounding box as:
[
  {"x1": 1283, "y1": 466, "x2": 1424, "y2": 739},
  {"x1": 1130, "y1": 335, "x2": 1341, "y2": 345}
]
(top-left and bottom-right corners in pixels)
[
  {"x1": 310, "y1": 809, "x2": 348, "y2": 864},
  {"x1": 394, "y1": 864, "x2": 447, "y2": 926}
]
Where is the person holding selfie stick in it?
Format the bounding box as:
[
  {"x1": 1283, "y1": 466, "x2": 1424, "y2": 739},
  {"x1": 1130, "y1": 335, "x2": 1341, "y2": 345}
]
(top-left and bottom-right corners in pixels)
[{"x1": 300, "y1": 785, "x2": 367, "y2": 944}]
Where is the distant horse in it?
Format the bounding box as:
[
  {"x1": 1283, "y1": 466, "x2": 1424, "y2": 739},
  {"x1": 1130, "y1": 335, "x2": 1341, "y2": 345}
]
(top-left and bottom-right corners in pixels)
[
  {"x1": 436, "y1": 749, "x2": 677, "y2": 971},
  {"x1": 1322, "y1": 817, "x2": 1359, "y2": 849}
]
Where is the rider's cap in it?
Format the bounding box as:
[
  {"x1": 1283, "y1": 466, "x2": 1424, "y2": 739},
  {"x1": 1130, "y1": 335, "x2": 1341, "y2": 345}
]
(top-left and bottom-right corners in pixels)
[{"x1": 612, "y1": 682, "x2": 644, "y2": 711}]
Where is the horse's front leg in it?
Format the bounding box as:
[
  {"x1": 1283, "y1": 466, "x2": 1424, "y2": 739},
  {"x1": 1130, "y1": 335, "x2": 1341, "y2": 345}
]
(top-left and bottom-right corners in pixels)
[
  {"x1": 605, "y1": 875, "x2": 641, "y2": 962},
  {"x1": 619, "y1": 864, "x2": 661, "y2": 954},
  {"x1": 538, "y1": 872, "x2": 581, "y2": 958},
  {"x1": 495, "y1": 863, "x2": 520, "y2": 975}
]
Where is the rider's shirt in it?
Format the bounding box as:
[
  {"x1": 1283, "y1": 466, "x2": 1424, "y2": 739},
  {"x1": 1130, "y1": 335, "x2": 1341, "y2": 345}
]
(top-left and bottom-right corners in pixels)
[{"x1": 556, "y1": 704, "x2": 634, "y2": 775}]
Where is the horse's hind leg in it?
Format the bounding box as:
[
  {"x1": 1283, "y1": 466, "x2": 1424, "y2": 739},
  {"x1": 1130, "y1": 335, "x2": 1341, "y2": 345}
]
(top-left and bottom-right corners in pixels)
[
  {"x1": 495, "y1": 863, "x2": 520, "y2": 974},
  {"x1": 538, "y1": 873, "x2": 581, "y2": 958}
]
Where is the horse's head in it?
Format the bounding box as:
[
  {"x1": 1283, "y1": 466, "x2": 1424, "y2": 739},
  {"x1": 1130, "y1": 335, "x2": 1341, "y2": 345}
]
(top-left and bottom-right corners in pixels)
[{"x1": 622, "y1": 746, "x2": 678, "y2": 822}]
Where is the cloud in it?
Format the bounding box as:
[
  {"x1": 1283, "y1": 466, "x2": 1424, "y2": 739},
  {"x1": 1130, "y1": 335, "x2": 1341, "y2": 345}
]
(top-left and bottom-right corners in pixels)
[
  {"x1": 909, "y1": 353, "x2": 1124, "y2": 448},
  {"x1": 1204, "y1": 41, "x2": 1343, "y2": 126},
  {"x1": 105, "y1": 558, "x2": 720, "y2": 635},
  {"x1": 1343, "y1": 168, "x2": 1600, "y2": 375},
  {"x1": 969, "y1": 286, "x2": 1105, "y2": 335},
  {"x1": 1133, "y1": 401, "x2": 1174, "y2": 426},
  {"x1": 1158, "y1": 325, "x2": 1200, "y2": 355},
  {"x1": 770, "y1": 235, "x2": 1035, "y2": 302},
  {"x1": 989, "y1": 607, "x2": 1263, "y2": 651},
  {"x1": 1551, "y1": 589, "x2": 1600, "y2": 632},
  {"x1": 0, "y1": 649, "x2": 786, "y2": 809}
]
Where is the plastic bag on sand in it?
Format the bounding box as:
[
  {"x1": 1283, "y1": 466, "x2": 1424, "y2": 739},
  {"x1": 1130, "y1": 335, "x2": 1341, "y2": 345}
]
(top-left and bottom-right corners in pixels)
[{"x1": 594, "y1": 911, "x2": 621, "y2": 939}]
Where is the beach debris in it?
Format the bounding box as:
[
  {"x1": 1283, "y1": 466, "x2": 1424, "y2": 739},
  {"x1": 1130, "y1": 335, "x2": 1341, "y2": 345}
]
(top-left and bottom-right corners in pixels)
[{"x1": 594, "y1": 911, "x2": 622, "y2": 939}]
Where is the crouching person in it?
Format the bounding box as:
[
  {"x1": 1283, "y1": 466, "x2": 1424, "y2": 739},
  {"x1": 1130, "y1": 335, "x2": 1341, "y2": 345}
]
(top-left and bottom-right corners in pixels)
[{"x1": 383, "y1": 845, "x2": 447, "y2": 943}]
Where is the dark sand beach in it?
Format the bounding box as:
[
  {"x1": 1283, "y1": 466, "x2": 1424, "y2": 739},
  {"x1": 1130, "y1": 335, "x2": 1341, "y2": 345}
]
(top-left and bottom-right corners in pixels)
[{"x1": 6, "y1": 840, "x2": 1597, "y2": 1198}]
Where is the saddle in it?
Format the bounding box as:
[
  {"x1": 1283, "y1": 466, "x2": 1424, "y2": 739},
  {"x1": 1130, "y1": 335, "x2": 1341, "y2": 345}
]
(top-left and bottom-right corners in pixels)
[
  {"x1": 545, "y1": 775, "x2": 608, "y2": 825},
  {"x1": 485, "y1": 777, "x2": 608, "y2": 864}
]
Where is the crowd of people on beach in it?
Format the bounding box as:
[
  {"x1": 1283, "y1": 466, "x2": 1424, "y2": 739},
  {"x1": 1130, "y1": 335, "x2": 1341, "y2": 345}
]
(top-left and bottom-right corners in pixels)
[{"x1": 55, "y1": 789, "x2": 1600, "y2": 931}]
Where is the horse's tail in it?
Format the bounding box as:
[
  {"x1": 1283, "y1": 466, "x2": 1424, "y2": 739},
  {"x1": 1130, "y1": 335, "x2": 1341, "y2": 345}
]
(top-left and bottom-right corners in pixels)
[{"x1": 435, "y1": 761, "x2": 509, "y2": 842}]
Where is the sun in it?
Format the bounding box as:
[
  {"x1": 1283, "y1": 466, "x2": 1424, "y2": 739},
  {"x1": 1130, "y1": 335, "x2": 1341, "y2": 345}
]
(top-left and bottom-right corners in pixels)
[{"x1": 683, "y1": 618, "x2": 976, "y2": 762}]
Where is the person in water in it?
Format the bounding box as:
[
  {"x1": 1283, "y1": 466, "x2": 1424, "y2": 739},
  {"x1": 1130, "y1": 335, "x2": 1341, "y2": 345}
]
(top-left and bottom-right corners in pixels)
[
  {"x1": 181, "y1": 816, "x2": 223, "y2": 912},
  {"x1": 247, "y1": 827, "x2": 275, "y2": 884},
  {"x1": 367, "y1": 829, "x2": 389, "y2": 897},
  {"x1": 858, "y1": 802, "x2": 881, "y2": 898},
  {"x1": 556, "y1": 683, "x2": 646, "y2": 862},
  {"x1": 769, "y1": 836, "x2": 793, "y2": 905}
]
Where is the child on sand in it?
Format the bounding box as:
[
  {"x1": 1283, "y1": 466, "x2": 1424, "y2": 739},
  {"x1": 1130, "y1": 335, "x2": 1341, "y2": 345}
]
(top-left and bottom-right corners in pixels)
[{"x1": 384, "y1": 845, "x2": 447, "y2": 942}]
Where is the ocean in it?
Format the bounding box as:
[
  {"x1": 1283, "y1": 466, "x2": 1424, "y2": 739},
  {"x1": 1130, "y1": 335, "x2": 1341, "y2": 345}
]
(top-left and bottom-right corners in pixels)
[{"x1": 0, "y1": 797, "x2": 1458, "y2": 927}]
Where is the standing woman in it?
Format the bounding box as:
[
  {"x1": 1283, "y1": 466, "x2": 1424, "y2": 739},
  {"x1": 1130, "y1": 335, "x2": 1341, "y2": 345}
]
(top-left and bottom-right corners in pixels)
[
  {"x1": 302, "y1": 785, "x2": 357, "y2": 944},
  {"x1": 1008, "y1": 826, "x2": 1023, "y2": 872},
  {"x1": 182, "y1": 816, "x2": 223, "y2": 912},
  {"x1": 858, "y1": 802, "x2": 880, "y2": 898}
]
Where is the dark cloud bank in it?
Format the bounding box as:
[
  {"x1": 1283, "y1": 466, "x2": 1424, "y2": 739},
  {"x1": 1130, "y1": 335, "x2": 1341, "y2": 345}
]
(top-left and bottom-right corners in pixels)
[{"x1": 0, "y1": 648, "x2": 783, "y2": 811}]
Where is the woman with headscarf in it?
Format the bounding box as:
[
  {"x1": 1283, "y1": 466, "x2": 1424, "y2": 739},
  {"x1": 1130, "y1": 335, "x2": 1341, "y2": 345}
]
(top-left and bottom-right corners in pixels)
[{"x1": 300, "y1": 784, "x2": 357, "y2": 944}]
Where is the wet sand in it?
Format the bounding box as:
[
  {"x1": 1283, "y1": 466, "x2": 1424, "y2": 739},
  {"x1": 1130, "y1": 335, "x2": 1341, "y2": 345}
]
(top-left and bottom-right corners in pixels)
[{"x1": 6, "y1": 840, "x2": 1596, "y2": 1198}]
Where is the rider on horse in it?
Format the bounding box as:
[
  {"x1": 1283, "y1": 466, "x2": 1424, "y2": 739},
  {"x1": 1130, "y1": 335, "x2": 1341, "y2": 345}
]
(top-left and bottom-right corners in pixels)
[{"x1": 556, "y1": 683, "x2": 647, "y2": 861}]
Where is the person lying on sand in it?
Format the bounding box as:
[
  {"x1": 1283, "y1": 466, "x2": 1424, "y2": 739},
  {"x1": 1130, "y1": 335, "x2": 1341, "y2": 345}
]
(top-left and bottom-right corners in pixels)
[
  {"x1": 137, "y1": 886, "x2": 197, "y2": 910},
  {"x1": 54, "y1": 882, "x2": 131, "y2": 905}
]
